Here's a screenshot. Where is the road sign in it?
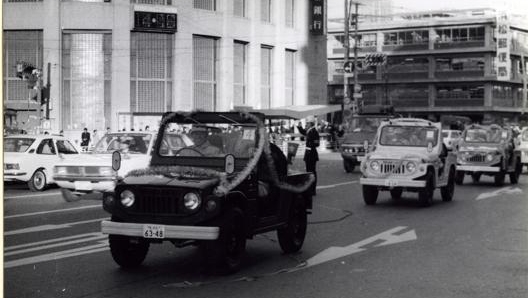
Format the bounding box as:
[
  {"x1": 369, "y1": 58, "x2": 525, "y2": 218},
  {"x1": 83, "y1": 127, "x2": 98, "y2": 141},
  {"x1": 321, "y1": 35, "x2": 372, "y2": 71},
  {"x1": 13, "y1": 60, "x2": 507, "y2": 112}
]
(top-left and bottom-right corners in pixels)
[
  {"x1": 343, "y1": 61, "x2": 353, "y2": 73},
  {"x1": 353, "y1": 93, "x2": 363, "y2": 99},
  {"x1": 354, "y1": 84, "x2": 361, "y2": 92},
  {"x1": 343, "y1": 97, "x2": 351, "y2": 105},
  {"x1": 364, "y1": 53, "x2": 387, "y2": 66}
]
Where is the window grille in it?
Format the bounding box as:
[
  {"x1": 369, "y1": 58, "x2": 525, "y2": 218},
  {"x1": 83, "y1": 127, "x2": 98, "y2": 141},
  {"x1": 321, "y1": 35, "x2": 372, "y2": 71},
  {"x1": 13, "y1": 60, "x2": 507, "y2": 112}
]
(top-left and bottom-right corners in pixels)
[
  {"x1": 193, "y1": 36, "x2": 217, "y2": 111},
  {"x1": 285, "y1": 50, "x2": 295, "y2": 106},
  {"x1": 194, "y1": 0, "x2": 215, "y2": 11},
  {"x1": 261, "y1": 0, "x2": 271, "y2": 23},
  {"x1": 233, "y1": 41, "x2": 247, "y2": 105},
  {"x1": 233, "y1": 0, "x2": 245, "y2": 17},
  {"x1": 260, "y1": 46, "x2": 273, "y2": 108},
  {"x1": 285, "y1": 0, "x2": 294, "y2": 27}
]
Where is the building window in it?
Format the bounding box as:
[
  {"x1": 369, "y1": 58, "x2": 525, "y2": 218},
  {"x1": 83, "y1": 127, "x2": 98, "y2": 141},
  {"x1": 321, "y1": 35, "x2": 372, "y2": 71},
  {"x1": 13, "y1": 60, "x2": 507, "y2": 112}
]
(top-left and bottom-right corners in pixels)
[
  {"x1": 387, "y1": 57, "x2": 428, "y2": 72},
  {"x1": 285, "y1": 0, "x2": 294, "y2": 27},
  {"x1": 260, "y1": 46, "x2": 273, "y2": 108},
  {"x1": 261, "y1": 0, "x2": 272, "y2": 23},
  {"x1": 233, "y1": 0, "x2": 246, "y2": 17},
  {"x1": 63, "y1": 0, "x2": 112, "y2": 2},
  {"x1": 436, "y1": 27, "x2": 484, "y2": 43},
  {"x1": 62, "y1": 32, "x2": 112, "y2": 131},
  {"x1": 383, "y1": 30, "x2": 428, "y2": 45},
  {"x1": 435, "y1": 56, "x2": 485, "y2": 71},
  {"x1": 131, "y1": 0, "x2": 172, "y2": 4},
  {"x1": 285, "y1": 50, "x2": 295, "y2": 105},
  {"x1": 130, "y1": 32, "x2": 173, "y2": 114},
  {"x1": 233, "y1": 41, "x2": 247, "y2": 106},
  {"x1": 436, "y1": 85, "x2": 484, "y2": 99},
  {"x1": 4, "y1": 0, "x2": 42, "y2": 2},
  {"x1": 3, "y1": 30, "x2": 43, "y2": 102},
  {"x1": 194, "y1": 0, "x2": 215, "y2": 11},
  {"x1": 193, "y1": 35, "x2": 217, "y2": 111}
]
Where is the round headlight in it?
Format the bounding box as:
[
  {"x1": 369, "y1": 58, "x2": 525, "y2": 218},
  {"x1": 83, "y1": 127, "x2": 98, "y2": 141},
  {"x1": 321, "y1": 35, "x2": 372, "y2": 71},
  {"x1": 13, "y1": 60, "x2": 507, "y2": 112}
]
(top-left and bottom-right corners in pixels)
[
  {"x1": 55, "y1": 166, "x2": 67, "y2": 175},
  {"x1": 486, "y1": 153, "x2": 494, "y2": 162},
  {"x1": 183, "y1": 192, "x2": 202, "y2": 210},
  {"x1": 99, "y1": 166, "x2": 114, "y2": 176},
  {"x1": 370, "y1": 161, "x2": 380, "y2": 171},
  {"x1": 406, "y1": 161, "x2": 416, "y2": 172},
  {"x1": 120, "y1": 190, "x2": 135, "y2": 208}
]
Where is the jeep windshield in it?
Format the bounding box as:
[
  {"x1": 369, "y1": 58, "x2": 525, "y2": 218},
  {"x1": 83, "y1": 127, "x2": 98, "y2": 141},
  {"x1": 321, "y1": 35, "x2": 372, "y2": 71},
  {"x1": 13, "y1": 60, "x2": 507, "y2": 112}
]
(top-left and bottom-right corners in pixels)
[
  {"x1": 158, "y1": 123, "x2": 257, "y2": 159},
  {"x1": 379, "y1": 126, "x2": 439, "y2": 147},
  {"x1": 94, "y1": 133, "x2": 152, "y2": 154},
  {"x1": 464, "y1": 128, "x2": 502, "y2": 143}
]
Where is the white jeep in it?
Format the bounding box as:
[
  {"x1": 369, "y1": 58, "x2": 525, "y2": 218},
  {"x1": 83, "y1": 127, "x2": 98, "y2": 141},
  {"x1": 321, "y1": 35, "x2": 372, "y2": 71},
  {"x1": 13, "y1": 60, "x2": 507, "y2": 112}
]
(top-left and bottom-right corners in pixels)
[{"x1": 360, "y1": 118, "x2": 457, "y2": 207}]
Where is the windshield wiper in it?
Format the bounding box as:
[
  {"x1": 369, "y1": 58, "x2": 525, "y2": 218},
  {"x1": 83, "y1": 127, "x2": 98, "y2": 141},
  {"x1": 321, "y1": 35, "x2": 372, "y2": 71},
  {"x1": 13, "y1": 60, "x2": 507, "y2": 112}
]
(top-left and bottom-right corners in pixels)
[{"x1": 218, "y1": 114, "x2": 240, "y2": 125}]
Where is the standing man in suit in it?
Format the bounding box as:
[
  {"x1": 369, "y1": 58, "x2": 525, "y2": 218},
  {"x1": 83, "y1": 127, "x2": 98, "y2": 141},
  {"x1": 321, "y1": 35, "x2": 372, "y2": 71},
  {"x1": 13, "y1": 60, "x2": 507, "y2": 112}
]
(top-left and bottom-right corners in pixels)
[
  {"x1": 80, "y1": 127, "x2": 91, "y2": 151},
  {"x1": 297, "y1": 117, "x2": 320, "y2": 195}
]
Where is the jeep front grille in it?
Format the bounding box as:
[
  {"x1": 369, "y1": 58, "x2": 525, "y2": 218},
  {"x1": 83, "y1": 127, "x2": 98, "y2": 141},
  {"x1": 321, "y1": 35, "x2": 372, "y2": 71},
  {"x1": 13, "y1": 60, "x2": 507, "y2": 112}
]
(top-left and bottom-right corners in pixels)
[
  {"x1": 131, "y1": 188, "x2": 181, "y2": 215},
  {"x1": 380, "y1": 161, "x2": 406, "y2": 174},
  {"x1": 467, "y1": 154, "x2": 486, "y2": 163}
]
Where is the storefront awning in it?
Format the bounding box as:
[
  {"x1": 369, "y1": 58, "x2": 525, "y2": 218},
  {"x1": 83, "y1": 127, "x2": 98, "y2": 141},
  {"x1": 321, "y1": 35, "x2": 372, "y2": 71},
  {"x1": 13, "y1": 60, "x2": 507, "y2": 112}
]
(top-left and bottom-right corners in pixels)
[{"x1": 254, "y1": 104, "x2": 342, "y2": 120}]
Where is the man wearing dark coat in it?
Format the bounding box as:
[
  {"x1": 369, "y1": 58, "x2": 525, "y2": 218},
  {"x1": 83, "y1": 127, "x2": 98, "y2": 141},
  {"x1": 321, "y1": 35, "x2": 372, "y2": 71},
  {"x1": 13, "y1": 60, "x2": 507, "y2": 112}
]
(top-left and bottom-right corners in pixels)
[
  {"x1": 297, "y1": 117, "x2": 320, "y2": 195},
  {"x1": 80, "y1": 127, "x2": 91, "y2": 148}
]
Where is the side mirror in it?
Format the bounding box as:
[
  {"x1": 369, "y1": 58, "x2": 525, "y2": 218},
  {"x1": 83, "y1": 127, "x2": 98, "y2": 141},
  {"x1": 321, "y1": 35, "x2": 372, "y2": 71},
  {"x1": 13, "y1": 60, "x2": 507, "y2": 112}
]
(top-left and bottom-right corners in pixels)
[
  {"x1": 427, "y1": 142, "x2": 433, "y2": 153},
  {"x1": 112, "y1": 151, "x2": 121, "y2": 171},
  {"x1": 363, "y1": 140, "x2": 369, "y2": 151},
  {"x1": 224, "y1": 154, "x2": 235, "y2": 174}
]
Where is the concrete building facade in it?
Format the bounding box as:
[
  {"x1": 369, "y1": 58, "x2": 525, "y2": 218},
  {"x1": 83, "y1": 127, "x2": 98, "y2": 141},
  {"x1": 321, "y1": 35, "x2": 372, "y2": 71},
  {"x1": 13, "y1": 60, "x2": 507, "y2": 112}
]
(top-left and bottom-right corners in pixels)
[
  {"x1": 327, "y1": 8, "x2": 528, "y2": 124},
  {"x1": 3, "y1": 0, "x2": 327, "y2": 135}
]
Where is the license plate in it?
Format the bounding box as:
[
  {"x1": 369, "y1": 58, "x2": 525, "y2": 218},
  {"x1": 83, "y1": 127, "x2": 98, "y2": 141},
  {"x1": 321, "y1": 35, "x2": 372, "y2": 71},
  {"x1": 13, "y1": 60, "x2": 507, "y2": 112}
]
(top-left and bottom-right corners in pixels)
[
  {"x1": 143, "y1": 224, "x2": 165, "y2": 239},
  {"x1": 384, "y1": 180, "x2": 398, "y2": 187},
  {"x1": 74, "y1": 181, "x2": 93, "y2": 191}
]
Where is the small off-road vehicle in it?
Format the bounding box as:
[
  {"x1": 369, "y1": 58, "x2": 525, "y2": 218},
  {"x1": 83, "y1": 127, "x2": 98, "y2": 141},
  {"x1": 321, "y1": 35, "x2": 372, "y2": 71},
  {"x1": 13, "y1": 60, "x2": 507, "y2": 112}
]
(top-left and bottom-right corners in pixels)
[
  {"x1": 455, "y1": 124, "x2": 522, "y2": 186},
  {"x1": 360, "y1": 118, "x2": 457, "y2": 207},
  {"x1": 101, "y1": 112, "x2": 314, "y2": 273}
]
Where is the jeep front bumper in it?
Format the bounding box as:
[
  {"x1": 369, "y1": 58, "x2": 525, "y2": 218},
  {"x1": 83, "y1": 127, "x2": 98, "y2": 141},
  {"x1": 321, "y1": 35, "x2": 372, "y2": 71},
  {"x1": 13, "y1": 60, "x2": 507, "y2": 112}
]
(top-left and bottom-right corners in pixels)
[
  {"x1": 456, "y1": 165, "x2": 500, "y2": 173},
  {"x1": 101, "y1": 220, "x2": 219, "y2": 240},
  {"x1": 360, "y1": 177, "x2": 426, "y2": 188}
]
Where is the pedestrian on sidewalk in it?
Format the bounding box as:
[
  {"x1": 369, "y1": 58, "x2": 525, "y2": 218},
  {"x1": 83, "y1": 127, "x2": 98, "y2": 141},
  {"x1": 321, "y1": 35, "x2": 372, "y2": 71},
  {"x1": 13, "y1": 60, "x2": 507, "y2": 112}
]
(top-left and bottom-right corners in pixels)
[
  {"x1": 80, "y1": 127, "x2": 90, "y2": 151},
  {"x1": 297, "y1": 117, "x2": 320, "y2": 195}
]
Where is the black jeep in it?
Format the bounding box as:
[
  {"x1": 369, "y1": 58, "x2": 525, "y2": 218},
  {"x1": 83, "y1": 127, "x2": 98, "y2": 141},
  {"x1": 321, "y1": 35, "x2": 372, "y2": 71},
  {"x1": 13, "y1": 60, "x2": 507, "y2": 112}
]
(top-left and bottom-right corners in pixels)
[{"x1": 101, "y1": 111, "x2": 315, "y2": 273}]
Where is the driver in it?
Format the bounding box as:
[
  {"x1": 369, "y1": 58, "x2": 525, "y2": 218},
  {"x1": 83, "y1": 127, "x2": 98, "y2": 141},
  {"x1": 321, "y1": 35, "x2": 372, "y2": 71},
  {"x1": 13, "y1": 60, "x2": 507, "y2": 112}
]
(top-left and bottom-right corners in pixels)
[{"x1": 190, "y1": 128, "x2": 222, "y2": 156}]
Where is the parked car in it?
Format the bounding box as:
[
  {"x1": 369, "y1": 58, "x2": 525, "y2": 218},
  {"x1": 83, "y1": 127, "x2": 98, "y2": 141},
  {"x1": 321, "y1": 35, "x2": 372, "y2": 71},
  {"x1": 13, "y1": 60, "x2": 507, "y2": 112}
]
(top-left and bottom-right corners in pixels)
[
  {"x1": 519, "y1": 127, "x2": 528, "y2": 171},
  {"x1": 53, "y1": 131, "x2": 158, "y2": 198},
  {"x1": 359, "y1": 118, "x2": 457, "y2": 207},
  {"x1": 4, "y1": 134, "x2": 79, "y2": 191},
  {"x1": 455, "y1": 124, "x2": 522, "y2": 185},
  {"x1": 442, "y1": 129, "x2": 462, "y2": 151},
  {"x1": 101, "y1": 111, "x2": 315, "y2": 273}
]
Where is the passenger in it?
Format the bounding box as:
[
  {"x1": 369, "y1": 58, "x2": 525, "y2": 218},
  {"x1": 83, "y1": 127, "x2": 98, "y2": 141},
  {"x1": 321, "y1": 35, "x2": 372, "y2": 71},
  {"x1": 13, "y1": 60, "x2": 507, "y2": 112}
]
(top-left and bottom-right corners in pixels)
[{"x1": 191, "y1": 128, "x2": 222, "y2": 156}]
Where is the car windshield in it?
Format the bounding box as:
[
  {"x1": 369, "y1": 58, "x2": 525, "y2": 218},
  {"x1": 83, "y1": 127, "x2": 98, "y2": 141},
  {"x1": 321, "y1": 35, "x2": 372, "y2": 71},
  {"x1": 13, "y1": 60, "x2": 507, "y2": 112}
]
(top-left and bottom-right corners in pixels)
[
  {"x1": 158, "y1": 123, "x2": 257, "y2": 158},
  {"x1": 4, "y1": 138, "x2": 35, "y2": 152},
  {"x1": 56, "y1": 140, "x2": 78, "y2": 154},
  {"x1": 380, "y1": 126, "x2": 439, "y2": 147},
  {"x1": 464, "y1": 128, "x2": 503, "y2": 143},
  {"x1": 94, "y1": 133, "x2": 152, "y2": 154},
  {"x1": 442, "y1": 132, "x2": 449, "y2": 138}
]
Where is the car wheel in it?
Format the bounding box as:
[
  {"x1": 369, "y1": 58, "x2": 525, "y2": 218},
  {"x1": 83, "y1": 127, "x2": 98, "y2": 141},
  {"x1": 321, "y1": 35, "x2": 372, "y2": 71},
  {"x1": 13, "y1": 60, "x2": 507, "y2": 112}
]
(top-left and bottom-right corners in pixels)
[
  {"x1": 277, "y1": 197, "x2": 308, "y2": 254},
  {"x1": 441, "y1": 167, "x2": 455, "y2": 202},
  {"x1": 344, "y1": 160, "x2": 355, "y2": 173},
  {"x1": 494, "y1": 171, "x2": 506, "y2": 186},
  {"x1": 390, "y1": 188, "x2": 403, "y2": 200},
  {"x1": 471, "y1": 173, "x2": 481, "y2": 183},
  {"x1": 109, "y1": 234, "x2": 149, "y2": 269},
  {"x1": 455, "y1": 171, "x2": 464, "y2": 185},
  {"x1": 418, "y1": 171, "x2": 434, "y2": 207},
  {"x1": 203, "y1": 207, "x2": 246, "y2": 274},
  {"x1": 509, "y1": 160, "x2": 521, "y2": 184},
  {"x1": 28, "y1": 169, "x2": 47, "y2": 192},
  {"x1": 362, "y1": 185, "x2": 378, "y2": 205}
]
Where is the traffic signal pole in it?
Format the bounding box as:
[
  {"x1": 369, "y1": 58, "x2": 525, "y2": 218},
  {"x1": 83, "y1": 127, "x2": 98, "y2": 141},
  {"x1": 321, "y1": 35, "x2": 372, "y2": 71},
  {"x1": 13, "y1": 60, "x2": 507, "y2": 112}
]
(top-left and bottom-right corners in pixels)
[
  {"x1": 342, "y1": 0, "x2": 351, "y2": 120},
  {"x1": 352, "y1": 1, "x2": 359, "y2": 116}
]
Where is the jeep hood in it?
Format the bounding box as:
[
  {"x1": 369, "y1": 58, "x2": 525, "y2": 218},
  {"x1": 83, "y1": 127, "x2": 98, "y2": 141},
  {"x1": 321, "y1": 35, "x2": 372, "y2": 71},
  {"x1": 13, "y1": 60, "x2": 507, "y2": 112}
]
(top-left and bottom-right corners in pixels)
[
  {"x1": 367, "y1": 147, "x2": 435, "y2": 161},
  {"x1": 342, "y1": 131, "x2": 375, "y2": 145},
  {"x1": 458, "y1": 143, "x2": 502, "y2": 152},
  {"x1": 123, "y1": 175, "x2": 219, "y2": 190}
]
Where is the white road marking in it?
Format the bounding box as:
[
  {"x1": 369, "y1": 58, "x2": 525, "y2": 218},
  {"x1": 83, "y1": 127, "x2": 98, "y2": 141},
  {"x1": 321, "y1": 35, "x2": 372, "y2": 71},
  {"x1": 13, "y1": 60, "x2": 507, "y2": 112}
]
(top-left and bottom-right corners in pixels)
[
  {"x1": 4, "y1": 205, "x2": 101, "y2": 219},
  {"x1": 317, "y1": 180, "x2": 358, "y2": 190},
  {"x1": 5, "y1": 218, "x2": 108, "y2": 236},
  {"x1": 292, "y1": 226, "x2": 417, "y2": 271},
  {"x1": 4, "y1": 191, "x2": 61, "y2": 200},
  {"x1": 5, "y1": 232, "x2": 101, "y2": 251},
  {"x1": 5, "y1": 234, "x2": 106, "y2": 256},
  {"x1": 475, "y1": 187, "x2": 523, "y2": 201}
]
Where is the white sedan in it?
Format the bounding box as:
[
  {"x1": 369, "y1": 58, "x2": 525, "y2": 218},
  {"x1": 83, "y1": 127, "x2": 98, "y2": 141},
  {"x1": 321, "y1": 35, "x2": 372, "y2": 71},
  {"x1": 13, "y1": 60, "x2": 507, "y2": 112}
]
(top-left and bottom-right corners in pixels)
[
  {"x1": 4, "y1": 134, "x2": 80, "y2": 191},
  {"x1": 53, "y1": 132, "x2": 158, "y2": 197}
]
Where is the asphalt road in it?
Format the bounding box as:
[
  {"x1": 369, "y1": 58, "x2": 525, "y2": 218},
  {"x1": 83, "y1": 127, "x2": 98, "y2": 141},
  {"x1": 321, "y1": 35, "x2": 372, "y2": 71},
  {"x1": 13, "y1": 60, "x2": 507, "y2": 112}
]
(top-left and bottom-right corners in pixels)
[{"x1": 4, "y1": 153, "x2": 528, "y2": 298}]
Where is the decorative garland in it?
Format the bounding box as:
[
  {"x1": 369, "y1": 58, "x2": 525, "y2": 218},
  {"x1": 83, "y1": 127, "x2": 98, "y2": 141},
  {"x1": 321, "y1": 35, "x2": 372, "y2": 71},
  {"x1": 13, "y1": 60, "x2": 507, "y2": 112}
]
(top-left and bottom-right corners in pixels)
[{"x1": 125, "y1": 111, "x2": 315, "y2": 197}]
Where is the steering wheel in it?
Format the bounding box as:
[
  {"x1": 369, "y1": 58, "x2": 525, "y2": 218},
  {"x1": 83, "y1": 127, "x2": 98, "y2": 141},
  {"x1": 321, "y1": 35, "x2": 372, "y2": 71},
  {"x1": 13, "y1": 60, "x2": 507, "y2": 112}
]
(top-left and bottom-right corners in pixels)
[{"x1": 173, "y1": 147, "x2": 204, "y2": 157}]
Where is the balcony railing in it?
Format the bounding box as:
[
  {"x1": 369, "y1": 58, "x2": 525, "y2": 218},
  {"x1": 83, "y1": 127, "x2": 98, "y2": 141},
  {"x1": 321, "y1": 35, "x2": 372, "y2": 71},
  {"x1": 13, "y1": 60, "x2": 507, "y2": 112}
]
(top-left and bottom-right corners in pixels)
[
  {"x1": 434, "y1": 40, "x2": 485, "y2": 49},
  {"x1": 434, "y1": 98, "x2": 484, "y2": 107},
  {"x1": 386, "y1": 72, "x2": 428, "y2": 80},
  {"x1": 382, "y1": 43, "x2": 429, "y2": 52},
  {"x1": 392, "y1": 98, "x2": 429, "y2": 107},
  {"x1": 332, "y1": 46, "x2": 377, "y2": 55},
  {"x1": 434, "y1": 70, "x2": 485, "y2": 79}
]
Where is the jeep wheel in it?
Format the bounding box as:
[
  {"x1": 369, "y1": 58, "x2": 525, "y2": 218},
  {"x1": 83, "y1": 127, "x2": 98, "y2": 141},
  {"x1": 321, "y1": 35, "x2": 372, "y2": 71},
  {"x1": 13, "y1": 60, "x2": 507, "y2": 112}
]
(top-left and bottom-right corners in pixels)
[
  {"x1": 509, "y1": 160, "x2": 521, "y2": 184},
  {"x1": 390, "y1": 188, "x2": 403, "y2": 200},
  {"x1": 362, "y1": 185, "x2": 378, "y2": 205},
  {"x1": 441, "y1": 167, "x2": 455, "y2": 202},
  {"x1": 109, "y1": 234, "x2": 149, "y2": 269},
  {"x1": 455, "y1": 171, "x2": 464, "y2": 185},
  {"x1": 203, "y1": 208, "x2": 246, "y2": 274},
  {"x1": 344, "y1": 160, "x2": 355, "y2": 173},
  {"x1": 494, "y1": 171, "x2": 506, "y2": 186},
  {"x1": 471, "y1": 173, "x2": 481, "y2": 183},
  {"x1": 277, "y1": 197, "x2": 307, "y2": 253},
  {"x1": 418, "y1": 171, "x2": 434, "y2": 207},
  {"x1": 28, "y1": 169, "x2": 47, "y2": 192}
]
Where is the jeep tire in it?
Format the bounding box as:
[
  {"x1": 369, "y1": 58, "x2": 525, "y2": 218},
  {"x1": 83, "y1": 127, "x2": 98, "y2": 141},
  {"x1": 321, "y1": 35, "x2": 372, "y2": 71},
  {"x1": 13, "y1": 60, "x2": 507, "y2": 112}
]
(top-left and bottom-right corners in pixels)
[
  {"x1": 418, "y1": 171, "x2": 434, "y2": 207},
  {"x1": 344, "y1": 160, "x2": 355, "y2": 173},
  {"x1": 203, "y1": 207, "x2": 246, "y2": 274},
  {"x1": 362, "y1": 185, "x2": 378, "y2": 205},
  {"x1": 390, "y1": 188, "x2": 403, "y2": 200},
  {"x1": 494, "y1": 171, "x2": 506, "y2": 186},
  {"x1": 455, "y1": 170, "x2": 464, "y2": 185},
  {"x1": 277, "y1": 197, "x2": 307, "y2": 253},
  {"x1": 441, "y1": 167, "x2": 455, "y2": 202},
  {"x1": 509, "y1": 160, "x2": 521, "y2": 184},
  {"x1": 109, "y1": 234, "x2": 149, "y2": 269},
  {"x1": 471, "y1": 173, "x2": 481, "y2": 183}
]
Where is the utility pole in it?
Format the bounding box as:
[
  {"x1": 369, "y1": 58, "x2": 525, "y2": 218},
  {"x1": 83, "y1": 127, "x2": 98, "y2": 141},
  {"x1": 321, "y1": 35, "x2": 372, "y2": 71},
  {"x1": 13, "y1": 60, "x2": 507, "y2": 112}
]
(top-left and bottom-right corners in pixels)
[
  {"x1": 342, "y1": 1, "x2": 361, "y2": 122},
  {"x1": 522, "y1": 55, "x2": 527, "y2": 114},
  {"x1": 352, "y1": 1, "x2": 360, "y2": 116},
  {"x1": 342, "y1": 0, "x2": 351, "y2": 121}
]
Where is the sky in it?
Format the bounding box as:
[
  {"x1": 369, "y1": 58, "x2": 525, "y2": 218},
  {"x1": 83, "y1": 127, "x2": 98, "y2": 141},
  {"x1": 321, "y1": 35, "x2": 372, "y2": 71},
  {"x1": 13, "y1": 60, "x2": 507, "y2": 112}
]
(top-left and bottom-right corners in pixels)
[{"x1": 328, "y1": 0, "x2": 528, "y2": 18}]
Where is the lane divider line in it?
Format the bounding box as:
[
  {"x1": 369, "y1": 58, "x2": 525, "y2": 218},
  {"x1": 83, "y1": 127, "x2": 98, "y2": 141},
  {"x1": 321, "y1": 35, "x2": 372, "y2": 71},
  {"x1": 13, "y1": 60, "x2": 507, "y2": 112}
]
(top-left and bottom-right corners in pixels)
[
  {"x1": 5, "y1": 205, "x2": 101, "y2": 219},
  {"x1": 4, "y1": 191, "x2": 61, "y2": 200}
]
